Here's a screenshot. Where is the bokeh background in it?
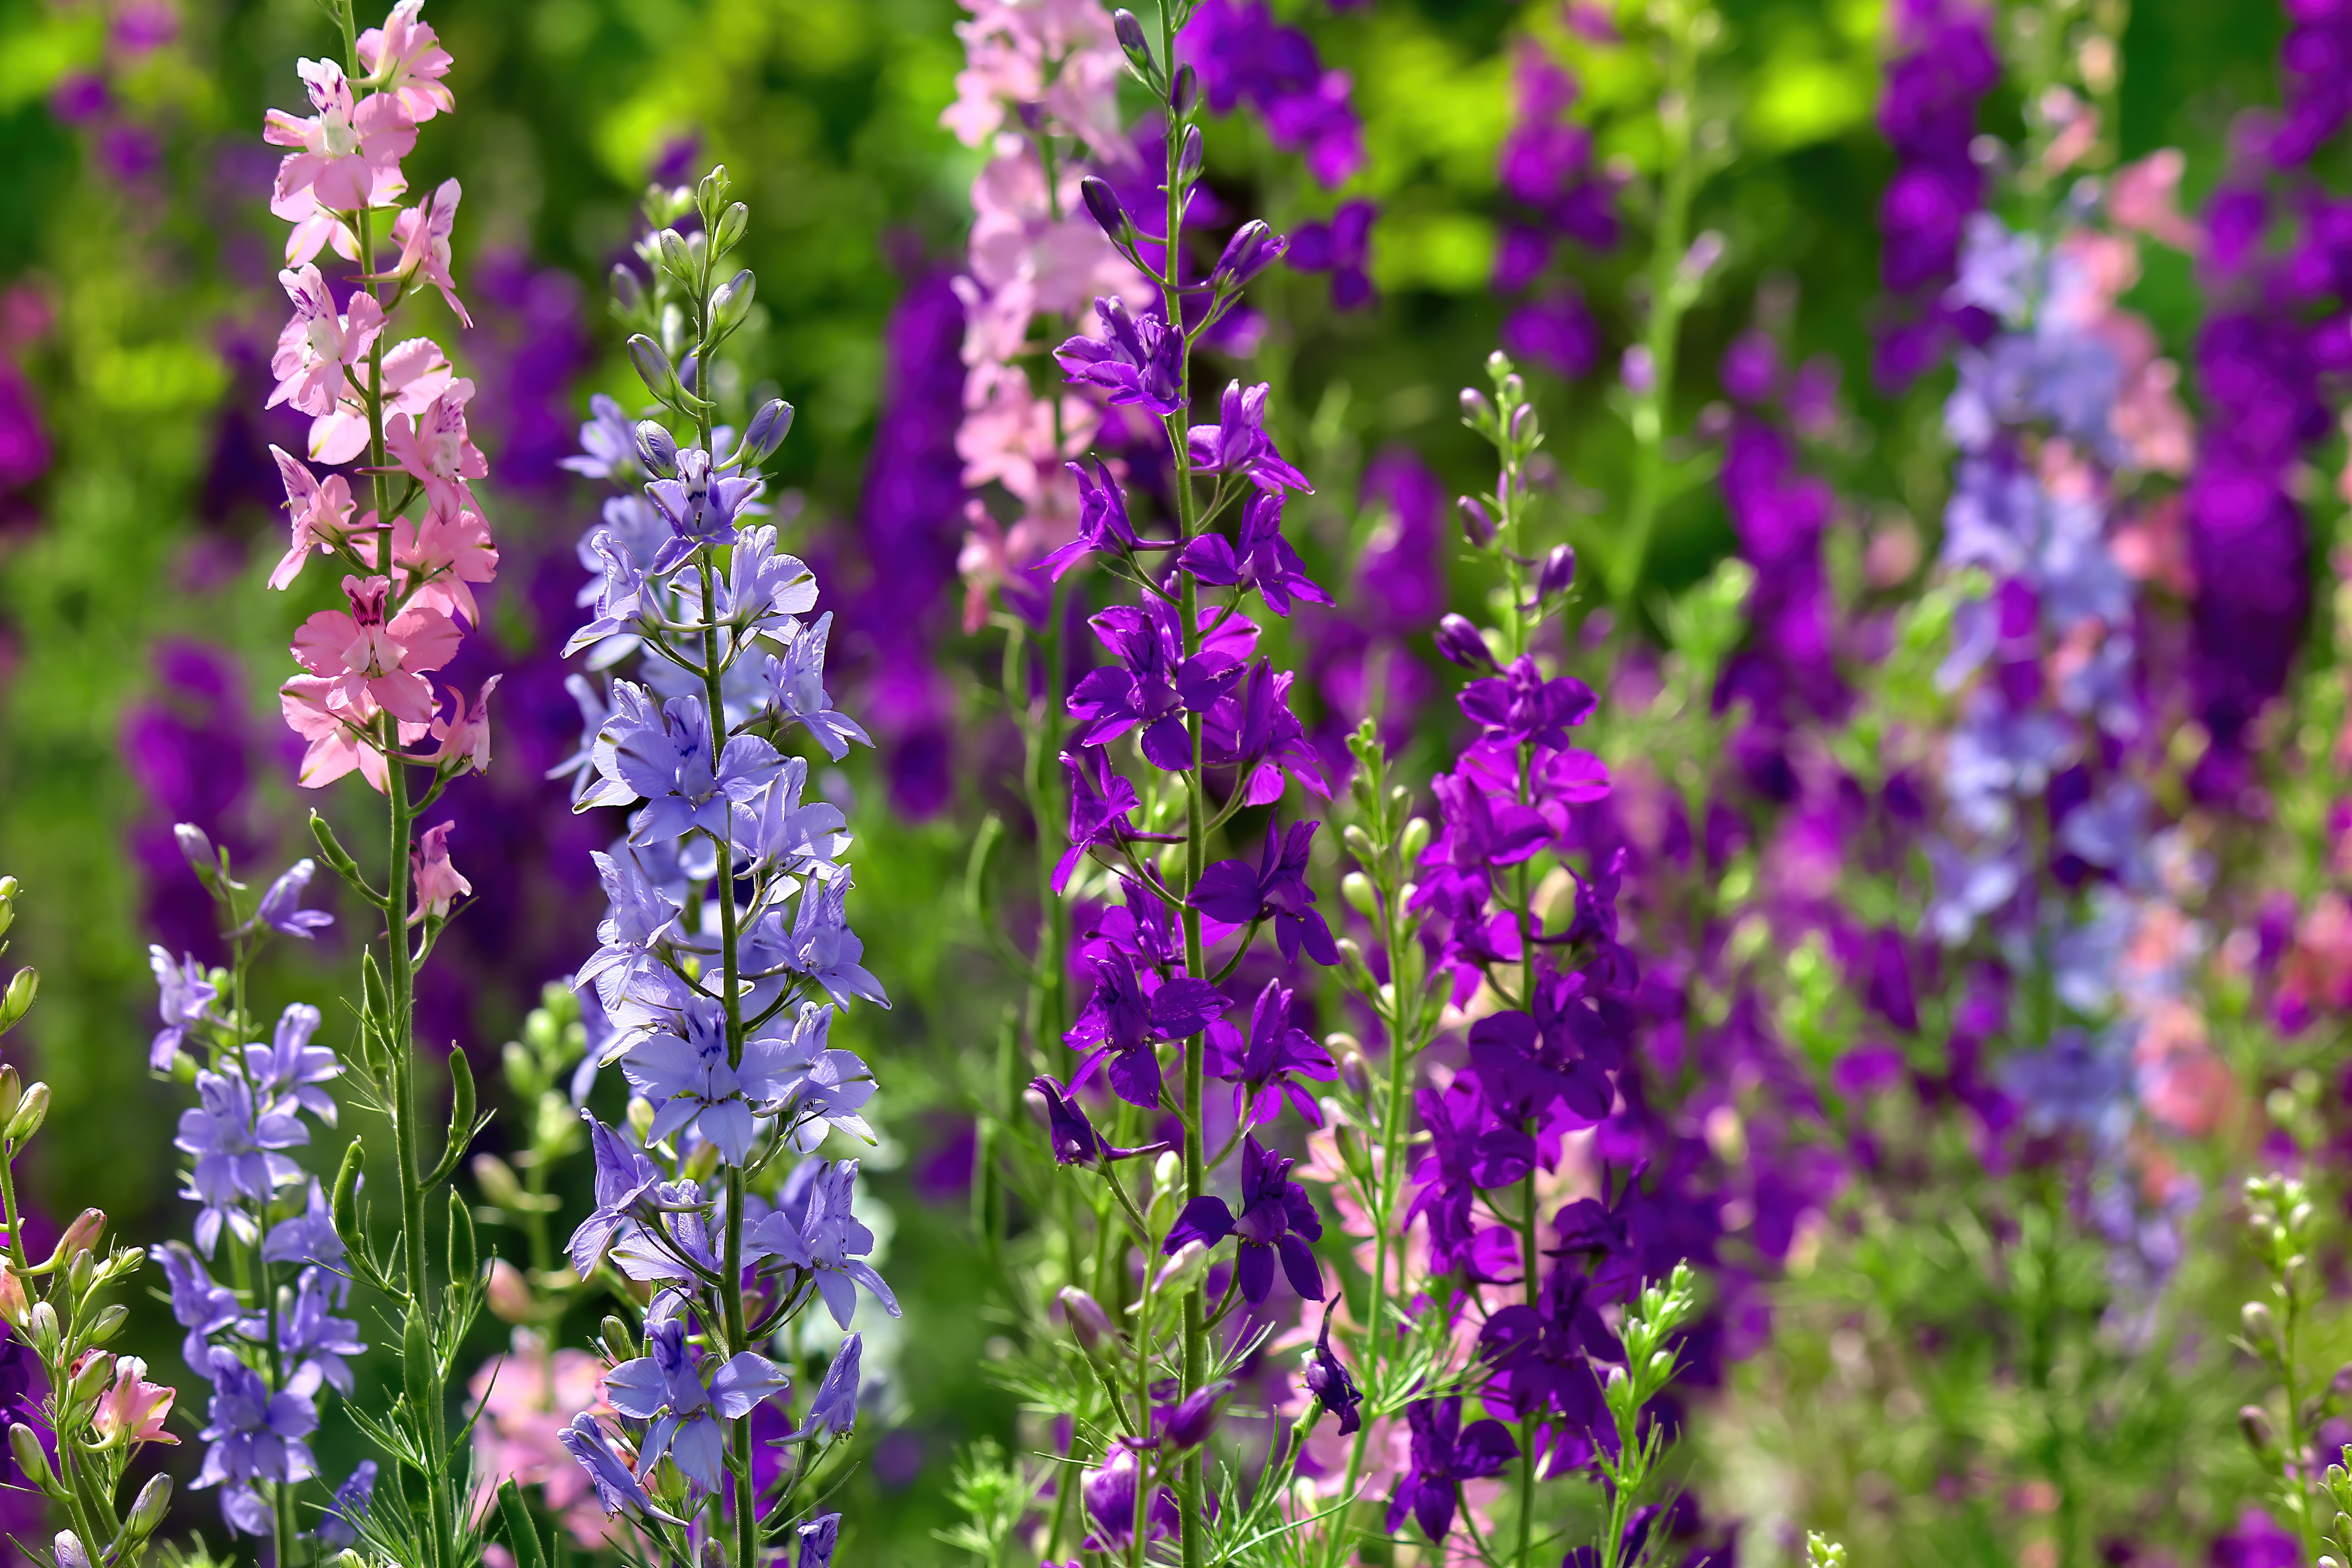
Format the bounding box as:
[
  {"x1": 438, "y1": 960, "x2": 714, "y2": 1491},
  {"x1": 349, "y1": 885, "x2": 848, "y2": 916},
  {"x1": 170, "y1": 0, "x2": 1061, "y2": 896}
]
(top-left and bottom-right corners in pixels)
[{"x1": 0, "y1": 0, "x2": 2320, "y2": 1560}]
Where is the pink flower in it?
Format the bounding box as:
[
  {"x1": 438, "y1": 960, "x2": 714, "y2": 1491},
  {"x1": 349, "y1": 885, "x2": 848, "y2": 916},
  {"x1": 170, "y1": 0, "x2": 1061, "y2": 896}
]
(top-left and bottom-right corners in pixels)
[
  {"x1": 411, "y1": 821, "x2": 470, "y2": 921},
  {"x1": 290, "y1": 572, "x2": 460, "y2": 725},
  {"x1": 941, "y1": 0, "x2": 1129, "y2": 160},
  {"x1": 268, "y1": 264, "x2": 386, "y2": 421},
  {"x1": 91, "y1": 1357, "x2": 178, "y2": 1448},
  {"x1": 357, "y1": 0, "x2": 455, "y2": 124},
  {"x1": 2109, "y1": 149, "x2": 2200, "y2": 253},
  {"x1": 390, "y1": 177, "x2": 469, "y2": 325},
  {"x1": 281, "y1": 676, "x2": 396, "y2": 791},
  {"x1": 385, "y1": 377, "x2": 486, "y2": 516},
  {"x1": 469, "y1": 1331, "x2": 614, "y2": 1547},
  {"x1": 267, "y1": 445, "x2": 361, "y2": 590},
  {"x1": 307, "y1": 334, "x2": 456, "y2": 466},
  {"x1": 426, "y1": 674, "x2": 500, "y2": 774},
  {"x1": 364, "y1": 501, "x2": 498, "y2": 624},
  {"x1": 265, "y1": 58, "x2": 415, "y2": 229}
]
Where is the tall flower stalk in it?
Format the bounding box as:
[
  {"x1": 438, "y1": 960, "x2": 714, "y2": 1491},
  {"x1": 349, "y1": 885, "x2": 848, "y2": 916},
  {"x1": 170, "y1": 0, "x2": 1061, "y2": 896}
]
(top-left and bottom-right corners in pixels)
[{"x1": 542, "y1": 167, "x2": 891, "y2": 1568}]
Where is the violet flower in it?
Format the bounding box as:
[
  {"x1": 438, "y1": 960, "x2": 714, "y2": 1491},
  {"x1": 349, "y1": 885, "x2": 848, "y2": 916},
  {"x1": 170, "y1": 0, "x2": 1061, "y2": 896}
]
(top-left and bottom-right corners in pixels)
[
  {"x1": 603, "y1": 1315, "x2": 789, "y2": 1493},
  {"x1": 1384, "y1": 1396, "x2": 1519, "y2": 1543},
  {"x1": 1162, "y1": 1135, "x2": 1324, "y2": 1303},
  {"x1": 1186, "y1": 381, "x2": 1313, "y2": 493},
  {"x1": 1205, "y1": 979, "x2": 1336, "y2": 1127}
]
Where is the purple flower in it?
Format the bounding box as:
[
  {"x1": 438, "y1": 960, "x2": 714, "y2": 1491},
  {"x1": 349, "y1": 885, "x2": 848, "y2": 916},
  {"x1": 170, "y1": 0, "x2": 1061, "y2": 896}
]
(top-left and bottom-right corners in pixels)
[
  {"x1": 1285, "y1": 199, "x2": 1376, "y2": 309},
  {"x1": 1029, "y1": 1074, "x2": 1168, "y2": 1165},
  {"x1": 645, "y1": 445, "x2": 763, "y2": 574},
  {"x1": 1201, "y1": 661, "x2": 1331, "y2": 803},
  {"x1": 566, "y1": 1115, "x2": 663, "y2": 1276},
  {"x1": 773, "y1": 874, "x2": 889, "y2": 1009},
  {"x1": 625, "y1": 994, "x2": 781, "y2": 1162},
  {"x1": 1304, "y1": 1316, "x2": 1362, "y2": 1435},
  {"x1": 1205, "y1": 979, "x2": 1337, "y2": 1127},
  {"x1": 1465, "y1": 1004, "x2": 1613, "y2": 1127},
  {"x1": 1064, "y1": 953, "x2": 1227, "y2": 1107},
  {"x1": 785, "y1": 1334, "x2": 861, "y2": 1441},
  {"x1": 1407, "y1": 1079, "x2": 1532, "y2": 1278},
  {"x1": 1189, "y1": 820, "x2": 1339, "y2": 965},
  {"x1": 746, "y1": 1160, "x2": 901, "y2": 1328},
  {"x1": 1177, "y1": 492, "x2": 1332, "y2": 615},
  {"x1": 1476, "y1": 1276, "x2": 1612, "y2": 1428},
  {"x1": 1041, "y1": 460, "x2": 1155, "y2": 582},
  {"x1": 243, "y1": 1002, "x2": 339, "y2": 1123},
  {"x1": 148, "y1": 945, "x2": 219, "y2": 1070},
  {"x1": 176, "y1": 1069, "x2": 309, "y2": 1255},
  {"x1": 240, "y1": 859, "x2": 333, "y2": 940},
  {"x1": 1458, "y1": 655, "x2": 1597, "y2": 748},
  {"x1": 1162, "y1": 1135, "x2": 1324, "y2": 1303},
  {"x1": 195, "y1": 1347, "x2": 319, "y2": 1501},
  {"x1": 315, "y1": 1461, "x2": 376, "y2": 1549},
  {"x1": 1055, "y1": 299, "x2": 1184, "y2": 416},
  {"x1": 604, "y1": 1315, "x2": 789, "y2": 1493},
  {"x1": 561, "y1": 1413, "x2": 686, "y2": 1525},
  {"x1": 560, "y1": 393, "x2": 643, "y2": 483},
  {"x1": 159, "y1": 1242, "x2": 244, "y2": 1366},
  {"x1": 1383, "y1": 1396, "x2": 1518, "y2": 1542},
  {"x1": 1079, "y1": 1443, "x2": 1181, "y2": 1554},
  {"x1": 794, "y1": 1514, "x2": 842, "y2": 1568},
  {"x1": 258, "y1": 1267, "x2": 367, "y2": 1396},
  {"x1": 581, "y1": 685, "x2": 784, "y2": 847},
  {"x1": 1054, "y1": 747, "x2": 1150, "y2": 894},
  {"x1": 1067, "y1": 604, "x2": 1247, "y2": 771},
  {"x1": 1187, "y1": 381, "x2": 1313, "y2": 493},
  {"x1": 261, "y1": 1179, "x2": 347, "y2": 1288}
]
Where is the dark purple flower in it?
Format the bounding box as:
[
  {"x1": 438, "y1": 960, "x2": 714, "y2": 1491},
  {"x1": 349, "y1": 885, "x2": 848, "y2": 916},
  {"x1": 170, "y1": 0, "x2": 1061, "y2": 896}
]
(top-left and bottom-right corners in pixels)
[
  {"x1": 1205, "y1": 979, "x2": 1337, "y2": 1127},
  {"x1": 314, "y1": 1461, "x2": 376, "y2": 1549},
  {"x1": 1189, "y1": 819, "x2": 1340, "y2": 965},
  {"x1": 1029, "y1": 1073, "x2": 1170, "y2": 1165},
  {"x1": 1055, "y1": 746, "x2": 1154, "y2": 893},
  {"x1": 1041, "y1": 460, "x2": 1144, "y2": 580},
  {"x1": 1067, "y1": 605, "x2": 1249, "y2": 771},
  {"x1": 1383, "y1": 1396, "x2": 1518, "y2": 1542},
  {"x1": 1187, "y1": 381, "x2": 1313, "y2": 493},
  {"x1": 1064, "y1": 954, "x2": 1227, "y2": 1108},
  {"x1": 1079, "y1": 1444, "x2": 1181, "y2": 1554},
  {"x1": 1161, "y1": 1135, "x2": 1324, "y2": 1302},
  {"x1": 794, "y1": 1514, "x2": 841, "y2": 1568},
  {"x1": 1458, "y1": 655, "x2": 1597, "y2": 747},
  {"x1": 1304, "y1": 1316, "x2": 1362, "y2": 1434},
  {"x1": 1286, "y1": 199, "x2": 1377, "y2": 309},
  {"x1": 1177, "y1": 491, "x2": 1332, "y2": 615},
  {"x1": 1056, "y1": 298, "x2": 1184, "y2": 416}
]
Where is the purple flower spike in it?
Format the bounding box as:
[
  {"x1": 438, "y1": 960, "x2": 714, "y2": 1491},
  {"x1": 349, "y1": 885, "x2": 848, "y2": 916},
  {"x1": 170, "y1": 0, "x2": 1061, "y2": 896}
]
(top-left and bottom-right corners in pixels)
[{"x1": 1210, "y1": 220, "x2": 1289, "y2": 290}]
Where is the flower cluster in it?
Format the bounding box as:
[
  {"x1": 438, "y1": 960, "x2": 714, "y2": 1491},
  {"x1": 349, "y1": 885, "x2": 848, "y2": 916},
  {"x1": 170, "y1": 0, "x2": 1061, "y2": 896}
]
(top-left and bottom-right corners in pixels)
[
  {"x1": 1495, "y1": 36, "x2": 1617, "y2": 378},
  {"x1": 547, "y1": 168, "x2": 883, "y2": 1568},
  {"x1": 1872, "y1": 0, "x2": 1999, "y2": 388}
]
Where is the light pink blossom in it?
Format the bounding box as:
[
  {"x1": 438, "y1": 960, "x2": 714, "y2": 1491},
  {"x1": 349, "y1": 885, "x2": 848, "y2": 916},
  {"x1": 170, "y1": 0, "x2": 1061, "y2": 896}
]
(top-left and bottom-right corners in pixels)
[
  {"x1": 357, "y1": 0, "x2": 455, "y2": 123},
  {"x1": 265, "y1": 58, "x2": 414, "y2": 226},
  {"x1": 469, "y1": 1331, "x2": 614, "y2": 1548},
  {"x1": 390, "y1": 177, "x2": 469, "y2": 324},
  {"x1": 426, "y1": 674, "x2": 500, "y2": 774},
  {"x1": 281, "y1": 676, "x2": 399, "y2": 791},
  {"x1": 290, "y1": 572, "x2": 460, "y2": 725},
  {"x1": 91, "y1": 1357, "x2": 178, "y2": 1448},
  {"x1": 266, "y1": 445, "x2": 361, "y2": 590},
  {"x1": 268, "y1": 264, "x2": 386, "y2": 420},
  {"x1": 411, "y1": 821, "x2": 470, "y2": 921},
  {"x1": 308, "y1": 334, "x2": 456, "y2": 465},
  {"x1": 385, "y1": 377, "x2": 486, "y2": 515},
  {"x1": 2109, "y1": 149, "x2": 2200, "y2": 253},
  {"x1": 362, "y1": 501, "x2": 498, "y2": 624},
  {"x1": 941, "y1": 0, "x2": 1130, "y2": 160}
]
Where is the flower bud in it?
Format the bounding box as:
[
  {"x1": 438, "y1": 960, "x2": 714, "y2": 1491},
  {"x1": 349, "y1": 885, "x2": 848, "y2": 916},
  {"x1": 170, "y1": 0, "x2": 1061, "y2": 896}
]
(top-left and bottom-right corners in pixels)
[
  {"x1": 5, "y1": 1082, "x2": 49, "y2": 1146},
  {"x1": 65, "y1": 1352, "x2": 115, "y2": 1413},
  {"x1": 608, "y1": 262, "x2": 645, "y2": 317},
  {"x1": 26, "y1": 1303, "x2": 58, "y2": 1358},
  {"x1": 1509, "y1": 401, "x2": 1539, "y2": 445},
  {"x1": 627, "y1": 334, "x2": 681, "y2": 401},
  {"x1": 173, "y1": 823, "x2": 217, "y2": 877},
  {"x1": 53, "y1": 1530, "x2": 88, "y2": 1568},
  {"x1": 0, "y1": 970, "x2": 33, "y2": 1037},
  {"x1": 1059, "y1": 1287, "x2": 1116, "y2": 1353},
  {"x1": 656, "y1": 226, "x2": 695, "y2": 285},
  {"x1": 1079, "y1": 177, "x2": 1132, "y2": 247},
  {"x1": 1486, "y1": 348, "x2": 1515, "y2": 379},
  {"x1": 709, "y1": 268, "x2": 756, "y2": 337},
  {"x1": 124, "y1": 1474, "x2": 172, "y2": 1540},
  {"x1": 1210, "y1": 220, "x2": 1286, "y2": 290},
  {"x1": 741, "y1": 398, "x2": 795, "y2": 468},
  {"x1": 1434, "y1": 612, "x2": 1498, "y2": 671},
  {"x1": 712, "y1": 201, "x2": 750, "y2": 257},
  {"x1": 86, "y1": 1303, "x2": 128, "y2": 1345},
  {"x1": 1621, "y1": 345, "x2": 1657, "y2": 395},
  {"x1": 1177, "y1": 125, "x2": 1205, "y2": 186},
  {"x1": 2243, "y1": 1300, "x2": 2276, "y2": 1345},
  {"x1": 0, "y1": 1268, "x2": 27, "y2": 1331},
  {"x1": 0, "y1": 1066, "x2": 20, "y2": 1128},
  {"x1": 634, "y1": 420, "x2": 680, "y2": 479},
  {"x1": 1341, "y1": 872, "x2": 1377, "y2": 919},
  {"x1": 1536, "y1": 543, "x2": 1577, "y2": 600},
  {"x1": 0, "y1": 879, "x2": 14, "y2": 942},
  {"x1": 1154, "y1": 1240, "x2": 1212, "y2": 1297},
  {"x1": 1457, "y1": 495, "x2": 1497, "y2": 548},
  {"x1": 55, "y1": 1208, "x2": 104, "y2": 1266},
  {"x1": 1162, "y1": 1380, "x2": 1231, "y2": 1449},
  {"x1": 9, "y1": 1425, "x2": 58, "y2": 1496},
  {"x1": 1151, "y1": 1149, "x2": 1181, "y2": 1198},
  {"x1": 1499, "y1": 372, "x2": 1525, "y2": 406},
  {"x1": 1341, "y1": 823, "x2": 1376, "y2": 862},
  {"x1": 1460, "y1": 386, "x2": 1495, "y2": 429},
  {"x1": 1169, "y1": 63, "x2": 1199, "y2": 117},
  {"x1": 1334, "y1": 1041, "x2": 1370, "y2": 1097},
  {"x1": 1398, "y1": 815, "x2": 1432, "y2": 864},
  {"x1": 695, "y1": 163, "x2": 732, "y2": 218},
  {"x1": 1113, "y1": 8, "x2": 1153, "y2": 73},
  {"x1": 486, "y1": 1259, "x2": 535, "y2": 1325},
  {"x1": 2240, "y1": 1403, "x2": 2277, "y2": 1456}
]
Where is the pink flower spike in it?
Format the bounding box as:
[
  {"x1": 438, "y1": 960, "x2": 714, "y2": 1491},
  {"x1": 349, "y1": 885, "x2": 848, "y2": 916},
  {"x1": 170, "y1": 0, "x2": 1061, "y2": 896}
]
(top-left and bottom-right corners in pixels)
[
  {"x1": 91, "y1": 1357, "x2": 178, "y2": 1448},
  {"x1": 357, "y1": 0, "x2": 455, "y2": 124},
  {"x1": 267, "y1": 446, "x2": 361, "y2": 590},
  {"x1": 264, "y1": 57, "x2": 415, "y2": 222},
  {"x1": 410, "y1": 821, "x2": 470, "y2": 923},
  {"x1": 385, "y1": 377, "x2": 486, "y2": 516},
  {"x1": 269, "y1": 265, "x2": 387, "y2": 421},
  {"x1": 280, "y1": 676, "x2": 393, "y2": 792},
  {"x1": 427, "y1": 673, "x2": 500, "y2": 774},
  {"x1": 390, "y1": 178, "x2": 469, "y2": 325},
  {"x1": 308, "y1": 335, "x2": 454, "y2": 465},
  {"x1": 290, "y1": 572, "x2": 461, "y2": 726}
]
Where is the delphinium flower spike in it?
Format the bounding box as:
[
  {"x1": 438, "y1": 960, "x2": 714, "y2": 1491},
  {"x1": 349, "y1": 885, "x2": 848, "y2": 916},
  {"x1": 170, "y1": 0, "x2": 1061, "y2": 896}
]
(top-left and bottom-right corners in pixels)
[{"x1": 547, "y1": 167, "x2": 891, "y2": 1568}]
